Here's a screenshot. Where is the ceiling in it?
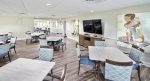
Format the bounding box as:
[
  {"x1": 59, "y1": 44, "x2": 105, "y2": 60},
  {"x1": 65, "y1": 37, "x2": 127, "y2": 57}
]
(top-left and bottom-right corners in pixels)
[{"x1": 0, "y1": 0, "x2": 150, "y2": 18}]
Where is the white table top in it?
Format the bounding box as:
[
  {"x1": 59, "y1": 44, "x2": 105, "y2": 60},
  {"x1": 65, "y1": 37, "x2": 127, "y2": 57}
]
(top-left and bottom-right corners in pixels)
[
  {"x1": 88, "y1": 46, "x2": 135, "y2": 63},
  {"x1": 31, "y1": 32, "x2": 44, "y2": 36},
  {"x1": 46, "y1": 37, "x2": 62, "y2": 42},
  {"x1": 0, "y1": 58, "x2": 55, "y2": 81}
]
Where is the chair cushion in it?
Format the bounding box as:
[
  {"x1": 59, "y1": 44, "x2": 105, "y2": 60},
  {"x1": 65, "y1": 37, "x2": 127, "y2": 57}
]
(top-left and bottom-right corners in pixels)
[
  {"x1": 80, "y1": 56, "x2": 96, "y2": 65},
  {"x1": 132, "y1": 64, "x2": 138, "y2": 70}
]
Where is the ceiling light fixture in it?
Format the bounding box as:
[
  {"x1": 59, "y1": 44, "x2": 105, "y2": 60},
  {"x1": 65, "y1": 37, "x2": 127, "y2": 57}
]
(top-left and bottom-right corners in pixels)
[
  {"x1": 19, "y1": 13, "x2": 26, "y2": 15},
  {"x1": 1, "y1": 13, "x2": 6, "y2": 15},
  {"x1": 84, "y1": 0, "x2": 106, "y2": 3},
  {"x1": 46, "y1": 3, "x2": 52, "y2": 6},
  {"x1": 90, "y1": 10, "x2": 94, "y2": 13}
]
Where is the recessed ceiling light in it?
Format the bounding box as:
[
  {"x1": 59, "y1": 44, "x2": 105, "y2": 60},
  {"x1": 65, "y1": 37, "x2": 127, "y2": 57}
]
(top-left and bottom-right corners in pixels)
[
  {"x1": 90, "y1": 10, "x2": 94, "y2": 13},
  {"x1": 84, "y1": 0, "x2": 106, "y2": 3},
  {"x1": 2, "y1": 13, "x2": 6, "y2": 15},
  {"x1": 46, "y1": 3, "x2": 52, "y2": 6},
  {"x1": 19, "y1": 13, "x2": 26, "y2": 15}
]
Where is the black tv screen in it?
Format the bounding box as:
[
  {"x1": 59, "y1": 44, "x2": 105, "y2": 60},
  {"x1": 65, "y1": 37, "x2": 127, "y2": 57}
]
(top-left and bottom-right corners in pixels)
[{"x1": 83, "y1": 19, "x2": 103, "y2": 34}]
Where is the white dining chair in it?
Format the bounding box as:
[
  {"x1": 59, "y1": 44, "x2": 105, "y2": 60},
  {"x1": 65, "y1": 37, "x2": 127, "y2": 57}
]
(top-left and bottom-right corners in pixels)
[
  {"x1": 25, "y1": 33, "x2": 32, "y2": 44},
  {"x1": 9, "y1": 37, "x2": 17, "y2": 54},
  {"x1": 94, "y1": 40, "x2": 105, "y2": 47},
  {"x1": 39, "y1": 39, "x2": 50, "y2": 48},
  {"x1": 39, "y1": 48, "x2": 53, "y2": 61},
  {"x1": 117, "y1": 41, "x2": 132, "y2": 54},
  {"x1": 105, "y1": 59, "x2": 133, "y2": 81}
]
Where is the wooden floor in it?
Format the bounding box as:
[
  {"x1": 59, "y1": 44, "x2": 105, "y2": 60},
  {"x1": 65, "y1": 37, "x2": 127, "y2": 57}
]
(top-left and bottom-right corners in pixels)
[{"x1": 0, "y1": 38, "x2": 150, "y2": 81}]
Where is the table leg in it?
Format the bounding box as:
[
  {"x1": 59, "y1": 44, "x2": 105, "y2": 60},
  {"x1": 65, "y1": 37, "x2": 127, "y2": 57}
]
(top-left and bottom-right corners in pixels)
[{"x1": 96, "y1": 61, "x2": 105, "y2": 81}]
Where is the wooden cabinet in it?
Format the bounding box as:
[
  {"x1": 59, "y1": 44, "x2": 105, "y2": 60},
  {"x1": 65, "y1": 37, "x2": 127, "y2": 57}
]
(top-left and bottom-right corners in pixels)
[{"x1": 79, "y1": 34, "x2": 103, "y2": 47}]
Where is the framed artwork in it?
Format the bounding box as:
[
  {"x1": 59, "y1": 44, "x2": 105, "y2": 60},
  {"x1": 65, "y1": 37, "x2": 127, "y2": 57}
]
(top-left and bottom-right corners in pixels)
[{"x1": 117, "y1": 12, "x2": 150, "y2": 44}]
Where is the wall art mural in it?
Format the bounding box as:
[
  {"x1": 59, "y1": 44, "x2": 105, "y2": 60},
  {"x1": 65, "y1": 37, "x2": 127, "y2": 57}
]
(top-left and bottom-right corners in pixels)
[{"x1": 117, "y1": 12, "x2": 150, "y2": 45}]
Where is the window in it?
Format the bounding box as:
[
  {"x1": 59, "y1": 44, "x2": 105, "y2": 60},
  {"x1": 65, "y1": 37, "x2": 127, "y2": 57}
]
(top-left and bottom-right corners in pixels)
[{"x1": 34, "y1": 19, "x2": 64, "y2": 33}]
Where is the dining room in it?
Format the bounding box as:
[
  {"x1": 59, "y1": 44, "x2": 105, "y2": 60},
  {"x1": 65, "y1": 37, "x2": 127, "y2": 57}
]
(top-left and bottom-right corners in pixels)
[{"x1": 0, "y1": 0, "x2": 150, "y2": 81}]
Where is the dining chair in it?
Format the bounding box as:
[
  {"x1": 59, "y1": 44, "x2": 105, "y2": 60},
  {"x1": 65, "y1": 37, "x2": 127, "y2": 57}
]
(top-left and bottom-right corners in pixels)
[
  {"x1": 105, "y1": 38, "x2": 117, "y2": 47},
  {"x1": 39, "y1": 48, "x2": 53, "y2": 61},
  {"x1": 141, "y1": 50, "x2": 150, "y2": 80},
  {"x1": 39, "y1": 39, "x2": 51, "y2": 48},
  {"x1": 25, "y1": 33, "x2": 32, "y2": 44},
  {"x1": 0, "y1": 35, "x2": 8, "y2": 44},
  {"x1": 9, "y1": 37, "x2": 17, "y2": 54},
  {"x1": 0, "y1": 44, "x2": 11, "y2": 61},
  {"x1": 104, "y1": 59, "x2": 133, "y2": 81},
  {"x1": 128, "y1": 46, "x2": 144, "y2": 81},
  {"x1": 117, "y1": 41, "x2": 132, "y2": 54},
  {"x1": 141, "y1": 52, "x2": 150, "y2": 67},
  {"x1": 46, "y1": 64, "x2": 67, "y2": 81},
  {"x1": 94, "y1": 40, "x2": 105, "y2": 47},
  {"x1": 7, "y1": 32, "x2": 13, "y2": 39},
  {"x1": 55, "y1": 36, "x2": 67, "y2": 51},
  {"x1": 76, "y1": 42, "x2": 96, "y2": 75}
]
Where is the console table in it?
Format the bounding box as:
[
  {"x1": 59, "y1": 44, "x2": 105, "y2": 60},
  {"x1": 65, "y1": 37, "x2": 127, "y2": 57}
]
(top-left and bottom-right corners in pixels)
[{"x1": 79, "y1": 34, "x2": 104, "y2": 47}]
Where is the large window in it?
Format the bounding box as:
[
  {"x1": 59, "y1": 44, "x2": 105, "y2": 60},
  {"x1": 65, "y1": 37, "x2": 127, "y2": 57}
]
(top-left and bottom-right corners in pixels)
[{"x1": 34, "y1": 19, "x2": 64, "y2": 33}]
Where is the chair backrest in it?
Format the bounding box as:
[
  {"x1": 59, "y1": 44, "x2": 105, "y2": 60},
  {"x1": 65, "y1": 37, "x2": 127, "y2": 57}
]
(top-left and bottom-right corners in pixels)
[
  {"x1": 141, "y1": 52, "x2": 150, "y2": 67},
  {"x1": 0, "y1": 35, "x2": 5, "y2": 41},
  {"x1": 25, "y1": 33, "x2": 32, "y2": 39},
  {"x1": 8, "y1": 32, "x2": 13, "y2": 36},
  {"x1": 105, "y1": 59, "x2": 133, "y2": 81},
  {"x1": 63, "y1": 37, "x2": 67, "y2": 43},
  {"x1": 94, "y1": 40, "x2": 105, "y2": 47},
  {"x1": 0, "y1": 35, "x2": 8, "y2": 43},
  {"x1": 129, "y1": 46, "x2": 144, "y2": 63},
  {"x1": 39, "y1": 48, "x2": 53, "y2": 61},
  {"x1": 10, "y1": 37, "x2": 17, "y2": 44},
  {"x1": 60, "y1": 64, "x2": 67, "y2": 81},
  {"x1": 75, "y1": 43, "x2": 80, "y2": 57},
  {"x1": 39, "y1": 39, "x2": 48, "y2": 47},
  {"x1": 0, "y1": 44, "x2": 11, "y2": 51},
  {"x1": 105, "y1": 39, "x2": 117, "y2": 47},
  {"x1": 117, "y1": 41, "x2": 132, "y2": 53},
  {"x1": 117, "y1": 41, "x2": 132, "y2": 48}
]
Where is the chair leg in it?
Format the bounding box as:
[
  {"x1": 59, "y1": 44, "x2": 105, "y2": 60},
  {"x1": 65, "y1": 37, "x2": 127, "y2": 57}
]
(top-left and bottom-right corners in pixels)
[
  {"x1": 78, "y1": 61, "x2": 80, "y2": 75},
  {"x1": 51, "y1": 69, "x2": 53, "y2": 81},
  {"x1": 65, "y1": 44, "x2": 66, "y2": 49},
  {"x1": 30, "y1": 39, "x2": 32, "y2": 43},
  {"x1": 62, "y1": 46, "x2": 63, "y2": 52},
  {"x1": 14, "y1": 47, "x2": 17, "y2": 54},
  {"x1": 26, "y1": 39, "x2": 27, "y2": 44},
  {"x1": 7, "y1": 52, "x2": 11, "y2": 62},
  {"x1": 137, "y1": 66, "x2": 141, "y2": 81}
]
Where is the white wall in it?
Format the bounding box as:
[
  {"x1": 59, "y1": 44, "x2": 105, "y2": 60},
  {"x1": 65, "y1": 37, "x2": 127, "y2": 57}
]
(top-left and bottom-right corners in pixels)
[
  {"x1": 0, "y1": 16, "x2": 34, "y2": 39},
  {"x1": 67, "y1": 4, "x2": 150, "y2": 40}
]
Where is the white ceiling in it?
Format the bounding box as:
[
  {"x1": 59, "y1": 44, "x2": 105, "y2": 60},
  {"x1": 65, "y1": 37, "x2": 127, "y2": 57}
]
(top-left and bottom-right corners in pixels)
[{"x1": 0, "y1": 0, "x2": 150, "y2": 18}]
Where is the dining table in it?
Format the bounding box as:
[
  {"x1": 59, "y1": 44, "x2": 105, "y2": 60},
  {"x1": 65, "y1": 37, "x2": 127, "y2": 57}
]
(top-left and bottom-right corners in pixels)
[
  {"x1": 0, "y1": 58, "x2": 55, "y2": 81},
  {"x1": 46, "y1": 36, "x2": 63, "y2": 50},
  {"x1": 88, "y1": 46, "x2": 135, "y2": 81},
  {"x1": 31, "y1": 32, "x2": 44, "y2": 37}
]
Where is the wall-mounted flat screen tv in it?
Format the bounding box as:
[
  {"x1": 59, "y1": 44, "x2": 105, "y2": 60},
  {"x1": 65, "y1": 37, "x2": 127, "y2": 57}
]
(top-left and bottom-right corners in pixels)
[{"x1": 83, "y1": 19, "x2": 103, "y2": 34}]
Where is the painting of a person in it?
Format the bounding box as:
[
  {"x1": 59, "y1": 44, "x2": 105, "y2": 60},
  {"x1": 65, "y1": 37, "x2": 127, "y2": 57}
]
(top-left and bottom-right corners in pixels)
[{"x1": 124, "y1": 13, "x2": 144, "y2": 43}]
